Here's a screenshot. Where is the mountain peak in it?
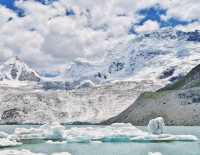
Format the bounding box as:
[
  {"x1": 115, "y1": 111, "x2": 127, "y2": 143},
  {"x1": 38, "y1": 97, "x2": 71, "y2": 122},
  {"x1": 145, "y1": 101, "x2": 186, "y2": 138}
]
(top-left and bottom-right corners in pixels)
[{"x1": 0, "y1": 57, "x2": 40, "y2": 82}]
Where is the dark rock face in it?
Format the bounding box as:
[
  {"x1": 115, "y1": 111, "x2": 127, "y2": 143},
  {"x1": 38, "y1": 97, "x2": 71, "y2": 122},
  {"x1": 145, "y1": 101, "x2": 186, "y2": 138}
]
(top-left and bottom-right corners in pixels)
[
  {"x1": 143, "y1": 29, "x2": 200, "y2": 42},
  {"x1": 109, "y1": 62, "x2": 125, "y2": 74},
  {"x1": 1, "y1": 108, "x2": 22, "y2": 123},
  {"x1": 94, "y1": 72, "x2": 107, "y2": 80},
  {"x1": 159, "y1": 67, "x2": 175, "y2": 79},
  {"x1": 18, "y1": 71, "x2": 40, "y2": 82},
  {"x1": 186, "y1": 30, "x2": 200, "y2": 42},
  {"x1": 169, "y1": 74, "x2": 184, "y2": 82},
  {"x1": 11, "y1": 66, "x2": 18, "y2": 79}
]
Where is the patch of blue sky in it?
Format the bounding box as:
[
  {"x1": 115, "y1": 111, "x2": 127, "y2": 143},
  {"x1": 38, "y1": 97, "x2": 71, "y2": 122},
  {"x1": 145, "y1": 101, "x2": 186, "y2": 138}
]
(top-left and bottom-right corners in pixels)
[{"x1": 137, "y1": 5, "x2": 193, "y2": 28}]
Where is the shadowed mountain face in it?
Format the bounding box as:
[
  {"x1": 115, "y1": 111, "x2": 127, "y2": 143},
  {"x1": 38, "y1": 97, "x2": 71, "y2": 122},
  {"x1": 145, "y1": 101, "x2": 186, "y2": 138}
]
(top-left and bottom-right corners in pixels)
[{"x1": 102, "y1": 63, "x2": 200, "y2": 126}]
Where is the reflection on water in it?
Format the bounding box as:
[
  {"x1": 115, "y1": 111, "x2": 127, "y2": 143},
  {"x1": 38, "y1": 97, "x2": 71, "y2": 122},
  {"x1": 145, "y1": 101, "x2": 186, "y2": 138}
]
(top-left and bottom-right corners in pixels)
[{"x1": 0, "y1": 126, "x2": 199, "y2": 155}]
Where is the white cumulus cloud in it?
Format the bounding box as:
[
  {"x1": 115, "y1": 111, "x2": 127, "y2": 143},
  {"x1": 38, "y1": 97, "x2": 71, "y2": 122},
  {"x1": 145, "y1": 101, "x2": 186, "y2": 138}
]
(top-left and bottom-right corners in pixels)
[
  {"x1": 0, "y1": 0, "x2": 199, "y2": 73},
  {"x1": 135, "y1": 20, "x2": 160, "y2": 33}
]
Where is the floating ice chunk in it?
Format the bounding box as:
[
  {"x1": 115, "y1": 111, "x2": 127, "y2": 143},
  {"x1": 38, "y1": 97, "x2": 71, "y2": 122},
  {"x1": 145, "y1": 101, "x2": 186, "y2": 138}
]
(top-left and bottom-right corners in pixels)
[
  {"x1": 148, "y1": 117, "x2": 165, "y2": 135},
  {"x1": 0, "y1": 138, "x2": 22, "y2": 147},
  {"x1": 64, "y1": 123, "x2": 147, "y2": 143},
  {"x1": 46, "y1": 140, "x2": 66, "y2": 144},
  {"x1": 13, "y1": 127, "x2": 46, "y2": 140},
  {"x1": 148, "y1": 152, "x2": 162, "y2": 155},
  {"x1": 0, "y1": 149, "x2": 44, "y2": 155},
  {"x1": 52, "y1": 152, "x2": 71, "y2": 155},
  {"x1": 0, "y1": 132, "x2": 8, "y2": 138},
  {"x1": 13, "y1": 122, "x2": 65, "y2": 141},
  {"x1": 41, "y1": 122, "x2": 65, "y2": 140},
  {"x1": 131, "y1": 134, "x2": 198, "y2": 142}
]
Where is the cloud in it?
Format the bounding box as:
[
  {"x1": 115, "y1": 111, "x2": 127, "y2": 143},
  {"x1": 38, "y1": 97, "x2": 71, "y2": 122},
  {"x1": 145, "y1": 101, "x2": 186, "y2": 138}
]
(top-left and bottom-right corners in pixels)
[
  {"x1": 175, "y1": 21, "x2": 200, "y2": 32},
  {"x1": 1, "y1": 0, "x2": 142, "y2": 71},
  {"x1": 0, "y1": 0, "x2": 199, "y2": 72},
  {"x1": 135, "y1": 20, "x2": 160, "y2": 33},
  {"x1": 159, "y1": 0, "x2": 200, "y2": 21}
]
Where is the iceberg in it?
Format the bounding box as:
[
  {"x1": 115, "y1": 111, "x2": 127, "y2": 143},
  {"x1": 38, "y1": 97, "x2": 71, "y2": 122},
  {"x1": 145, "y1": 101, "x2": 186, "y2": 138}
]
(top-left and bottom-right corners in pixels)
[
  {"x1": 130, "y1": 117, "x2": 198, "y2": 142},
  {"x1": 9, "y1": 122, "x2": 198, "y2": 143},
  {"x1": 148, "y1": 117, "x2": 165, "y2": 135},
  {"x1": 40, "y1": 122, "x2": 65, "y2": 140}
]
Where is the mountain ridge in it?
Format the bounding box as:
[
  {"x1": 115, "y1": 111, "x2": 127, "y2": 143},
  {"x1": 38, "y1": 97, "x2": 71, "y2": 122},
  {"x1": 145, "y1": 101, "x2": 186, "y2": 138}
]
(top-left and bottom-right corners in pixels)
[{"x1": 0, "y1": 56, "x2": 40, "y2": 82}]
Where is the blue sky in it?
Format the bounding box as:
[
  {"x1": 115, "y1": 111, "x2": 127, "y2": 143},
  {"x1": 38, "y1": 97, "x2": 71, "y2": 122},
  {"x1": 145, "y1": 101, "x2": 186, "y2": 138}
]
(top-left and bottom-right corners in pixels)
[
  {"x1": 137, "y1": 6, "x2": 190, "y2": 28},
  {"x1": 0, "y1": 0, "x2": 15, "y2": 9},
  {"x1": 0, "y1": 0, "x2": 199, "y2": 71}
]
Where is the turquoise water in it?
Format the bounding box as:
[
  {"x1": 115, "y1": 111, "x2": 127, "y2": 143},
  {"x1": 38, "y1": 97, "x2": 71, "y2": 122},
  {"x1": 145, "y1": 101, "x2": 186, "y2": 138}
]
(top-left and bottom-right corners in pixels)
[{"x1": 0, "y1": 125, "x2": 200, "y2": 155}]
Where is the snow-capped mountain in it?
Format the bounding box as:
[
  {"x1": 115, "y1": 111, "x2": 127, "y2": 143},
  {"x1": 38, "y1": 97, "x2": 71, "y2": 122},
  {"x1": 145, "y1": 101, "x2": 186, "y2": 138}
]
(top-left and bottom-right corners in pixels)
[
  {"x1": 0, "y1": 57, "x2": 40, "y2": 82},
  {"x1": 0, "y1": 28, "x2": 199, "y2": 124},
  {"x1": 65, "y1": 28, "x2": 200, "y2": 87}
]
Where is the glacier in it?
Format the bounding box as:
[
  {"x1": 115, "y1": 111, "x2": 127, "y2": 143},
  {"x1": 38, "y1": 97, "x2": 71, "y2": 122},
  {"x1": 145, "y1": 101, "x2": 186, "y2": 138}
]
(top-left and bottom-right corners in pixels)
[{"x1": 0, "y1": 80, "x2": 160, "y2": 124}]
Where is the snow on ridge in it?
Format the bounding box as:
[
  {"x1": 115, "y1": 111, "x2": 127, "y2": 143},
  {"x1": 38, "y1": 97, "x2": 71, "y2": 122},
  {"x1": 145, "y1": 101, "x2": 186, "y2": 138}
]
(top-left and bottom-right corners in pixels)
[
  {"x1": 64, "y1": 28, "x2": 200, "y2": 87},
  {"x1": 0, "y1": 56, "x2": 40, "y2": 82}
]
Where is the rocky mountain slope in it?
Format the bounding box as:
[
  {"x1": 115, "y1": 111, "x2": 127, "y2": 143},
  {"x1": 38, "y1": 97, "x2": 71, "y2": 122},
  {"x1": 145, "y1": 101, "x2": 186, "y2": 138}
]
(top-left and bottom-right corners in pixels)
[{"x1": 103, "y1": 63, "x2": 200, "y2": 126}]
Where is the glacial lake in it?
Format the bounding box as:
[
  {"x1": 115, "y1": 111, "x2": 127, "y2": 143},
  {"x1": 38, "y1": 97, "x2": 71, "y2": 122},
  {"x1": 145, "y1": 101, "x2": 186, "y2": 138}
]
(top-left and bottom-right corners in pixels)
[{"x1": 0, "y1": 125, "x2": 200, "y2": 155}]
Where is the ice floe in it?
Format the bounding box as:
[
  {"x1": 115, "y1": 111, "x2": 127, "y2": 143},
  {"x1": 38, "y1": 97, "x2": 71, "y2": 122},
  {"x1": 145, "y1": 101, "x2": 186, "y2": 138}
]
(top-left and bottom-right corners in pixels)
[
  {"x1": 7, "y1": 121, "x2": 198, "y2": 143},
  {"x1": 0, "y1": 138, "x2": 22, "y2": 148},
  {"x1": 131, "y1": 134, "x2": 198, "y2": 142}
]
